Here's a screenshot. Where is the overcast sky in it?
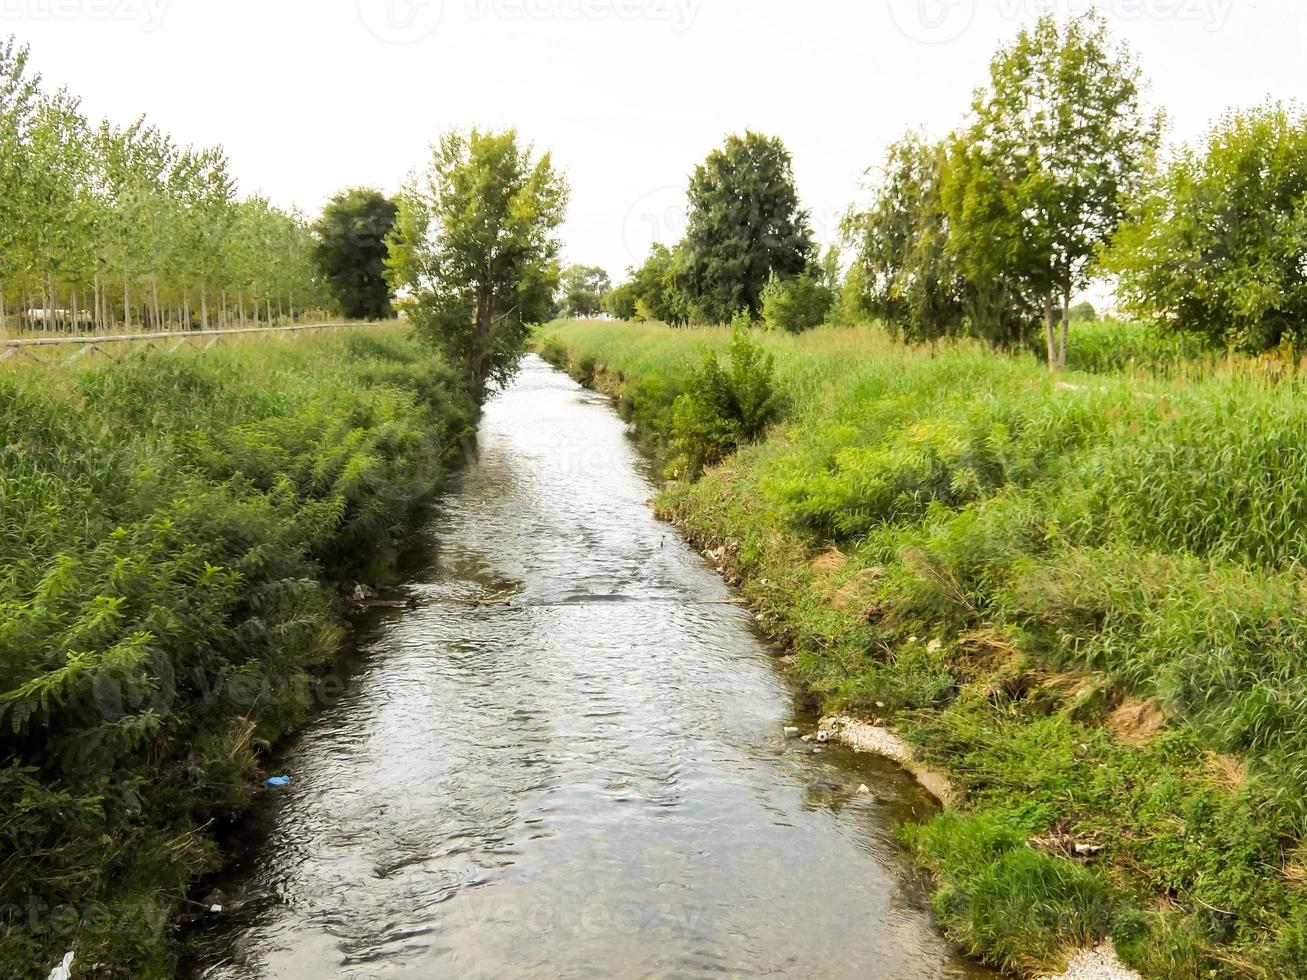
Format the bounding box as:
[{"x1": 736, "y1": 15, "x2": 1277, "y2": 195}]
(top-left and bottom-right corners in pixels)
[{"x1": 6, "y1": 0, "x2": 1306, "y2": 282}]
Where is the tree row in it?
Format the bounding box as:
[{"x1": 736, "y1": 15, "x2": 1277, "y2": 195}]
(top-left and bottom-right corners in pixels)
[
  {"x1": 601, "y1": 13, "x2": 1307, "y2": 368},
  {"x1": 0, "y1": 37, "x2": 329, "y2": 334}
]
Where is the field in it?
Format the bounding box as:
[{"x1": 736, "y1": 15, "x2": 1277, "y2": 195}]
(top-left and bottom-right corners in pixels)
[
  {"x1": 539, "y1": 318, "x2": 1307, "y2": 978},
  {"x1": 0, "y1": 325, "x2": 475, "y2": 975}
]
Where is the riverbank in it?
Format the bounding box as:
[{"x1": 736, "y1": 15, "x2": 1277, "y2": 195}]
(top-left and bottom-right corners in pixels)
[
  {"x1": 538, "y1": 319, "x2": 1307, "y2": 978},
  {"x1": 0, "y1": 327, "x2": 477, "y2": 976}
]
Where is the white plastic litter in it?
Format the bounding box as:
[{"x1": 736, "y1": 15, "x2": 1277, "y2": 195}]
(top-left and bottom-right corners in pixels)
[{"x1": 47, "y1": 951, "x2": 74, "y2": 980}]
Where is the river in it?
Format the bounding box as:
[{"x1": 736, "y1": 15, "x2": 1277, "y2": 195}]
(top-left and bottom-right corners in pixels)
[{"x1": 189, "y1": 355, "x2": 993, "y2": 979}]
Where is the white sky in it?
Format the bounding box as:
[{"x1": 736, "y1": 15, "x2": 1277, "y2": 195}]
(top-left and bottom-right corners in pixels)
[{"x1": 6, "y1": 0, "x2": 1306, "y2": 283}]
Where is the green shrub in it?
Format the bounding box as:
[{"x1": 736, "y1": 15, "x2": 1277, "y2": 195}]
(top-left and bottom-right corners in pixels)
[
  {"x1": 670, "y1": 326, "x2": 780, "y2": 479},
  {"x1": 1109, "y1": 102, "x2": 1307, "y2": 354},
  {"x1": 536, "y1": 332, "x2": 568, "y2": 369},
  {"x1": 761, "y1": 270, "x2": 835, "y2": 333},
  {"x1": 1062, "y1": 319, "x2": 1215, "y2": 376}
]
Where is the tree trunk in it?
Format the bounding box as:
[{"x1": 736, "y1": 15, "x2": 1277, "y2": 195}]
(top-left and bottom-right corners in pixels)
[
  {"x1": 123, "y1": 271, "x2": 131, "y2": 331},
  {"x1": 201, "y1": 281, "x2": 209, "y2": 330},
  {"x1": 1058, "y1": 287, "x2": 1071, "y2": 370},
  {"x1": 1044, "y1": 291, "x2": 1057, "y2": 372},
  {"x1": 45, "y1": 272, "x2": 56, "y2": 335}
]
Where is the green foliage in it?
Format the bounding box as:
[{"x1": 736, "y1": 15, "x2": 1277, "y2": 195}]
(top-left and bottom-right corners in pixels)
[
  {"x1": 312, "y1": 187, "x2": 398, "y2": 320},
  {"x1": 1069, "y1": 301, "x2": 1097, "y2": 323},
  {"x1": 1108, "y1": 102, "x2": 1307, "y2": 354},
  {"x1": 558, "y1": 264, "x2": 611, "y2": 318},
  {"x1": 0, "y1": 38, "x2": 328, "y2": 334},
  {"x1": 1062, "y1": 318, "x2": 1215, "y2": 376},
  {"x1": 760, "y1": 268, "x2": 834, "y2": 334},
  {"x1": 904, "y1": 812, "x2": 1113, "y2": 971},
  {"x1": 387, "y1": 128, "x2": 569, "y2": 397},
  {"x1": 828, "y1": 258, "x2": 876, "y2": 326},
  {"x1": 844, "y1": 132, "x2": 965, "y2": 341},
  {"x1": 943, "y1": 13, "x2": 1160, "y2": 367},
  {"x1": 679, "y1": 132, "x2": 815, "y2": 323},
  {"x1": 0, "y1": 327, "x2": 474, "y2": 976},
  {"x1": 606, "y1": 243, "x2": 690, "y2": 325},
  {"x1": 669, "y1": 326, "x2": 780, "y2": 479},
  {"x1": 601, "y1": 279, "x2": 639, "y2": 320}
]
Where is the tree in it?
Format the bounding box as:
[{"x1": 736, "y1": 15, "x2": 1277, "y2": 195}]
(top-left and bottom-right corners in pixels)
[
  {"x1": 1107, "y1": 103, "x2": 1307, "y2": 355},
  {"x1": 387, "y1": 128, "x2": 568, "y2": 397},
  {"x1": 172, "y1": 145, "x2": 235, "y2": 329},
  {"x1": 844, "y1": 132, "x2": 965, "y2": 342},
  {"x1": 680, "y1": 132, "x2": 814, "y2": 323},
  {"x1": 0, "y1": 38, "x2": 39, "y2": 332},
  {"x1": 631, "y1": 243, "x2": 689, "y2": 325},
  {"x1": 1069, "y1": 300, "x2": 1097, "y2": 323},
  {"x1": 558, "y1": 263, "x2": 611, "y2": 318},
  {"x1": 312, "y1": 188, "x2": 398, "y2": 320},
  {"x1": 602, "y1": 280, "x2": 639, "y2": 320},
  {"x1": 760, "y1": 267, "x2": 834, "y2": 333},
  {"x1": 24, "y1": 86, "x2": 92, "y2": 331},
  {"x1": 95, "y1": 119, "x2": 173, "y2": 330},
  {"x1": 943, "y1": 13, "x2": 1160, "y2": 368},
  {"x1": 0, "y1": 38, "x2": 327, "y2": 334}
]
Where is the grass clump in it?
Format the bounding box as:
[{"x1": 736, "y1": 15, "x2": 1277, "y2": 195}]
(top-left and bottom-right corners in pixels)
[
  {"x1": 541, "y1": 317, "x2": 1307, "y2": 977},
  {"x1": 904, "y1": 811, "x2": 1113, "y2": 972},
  {"x1": 0, "y1": 327, "x2": 475, "y2": 977}
]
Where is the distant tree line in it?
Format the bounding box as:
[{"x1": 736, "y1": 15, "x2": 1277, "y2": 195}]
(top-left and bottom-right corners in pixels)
[
  {"x1": 599, "y1": 12, "x2": 1307, "y2": 366},
  {"x1": 0, "y1": 37, "x2": 334, "y2": 333}
]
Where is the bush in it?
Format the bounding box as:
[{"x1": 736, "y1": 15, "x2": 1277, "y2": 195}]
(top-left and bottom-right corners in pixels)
[
  {"x1": 670, "y1": 325, "x2": 780, "y2": 478},
  {"x1": 761, "y1": 270, "x2": 835, "y2": 334},
  {"x1": 1109, "y1": 102, "x2": 1307, "y2": 353}
]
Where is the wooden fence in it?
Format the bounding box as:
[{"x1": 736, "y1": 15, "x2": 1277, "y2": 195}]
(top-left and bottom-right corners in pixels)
[{"x1": 0, "y1": 321, "x2": 384, "y2": 367}]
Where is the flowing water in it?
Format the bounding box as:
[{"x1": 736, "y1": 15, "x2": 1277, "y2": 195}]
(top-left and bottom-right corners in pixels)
[{"x1": 190, "y1": 356, "x2": 994, "y2": 980}]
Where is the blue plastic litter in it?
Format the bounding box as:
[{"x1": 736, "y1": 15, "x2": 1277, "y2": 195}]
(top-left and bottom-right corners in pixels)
[{"x1": 265, "y1": 776, "x2": 292, "y2": 788}]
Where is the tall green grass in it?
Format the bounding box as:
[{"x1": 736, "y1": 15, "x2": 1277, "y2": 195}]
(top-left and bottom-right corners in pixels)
[
  {"x1": 0, "y1": 327, "x2": 475, "y2": 976},
  {"x1": 540, "y1": 318, "x2": 1307, "y2": 977}
]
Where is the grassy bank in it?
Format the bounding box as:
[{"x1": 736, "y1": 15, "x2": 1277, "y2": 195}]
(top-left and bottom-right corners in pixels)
[
  {"x1": 539, "y1": 319, "x2": 1307, "y2": 978},
  {"x1": 0, "y1": 327, "x2": 476, "y2": 976}
]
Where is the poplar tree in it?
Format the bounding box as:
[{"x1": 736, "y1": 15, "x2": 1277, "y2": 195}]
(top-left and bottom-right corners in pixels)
[{"x1": 943, "y1": 13, "x2": 1159, "y2": 368}]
